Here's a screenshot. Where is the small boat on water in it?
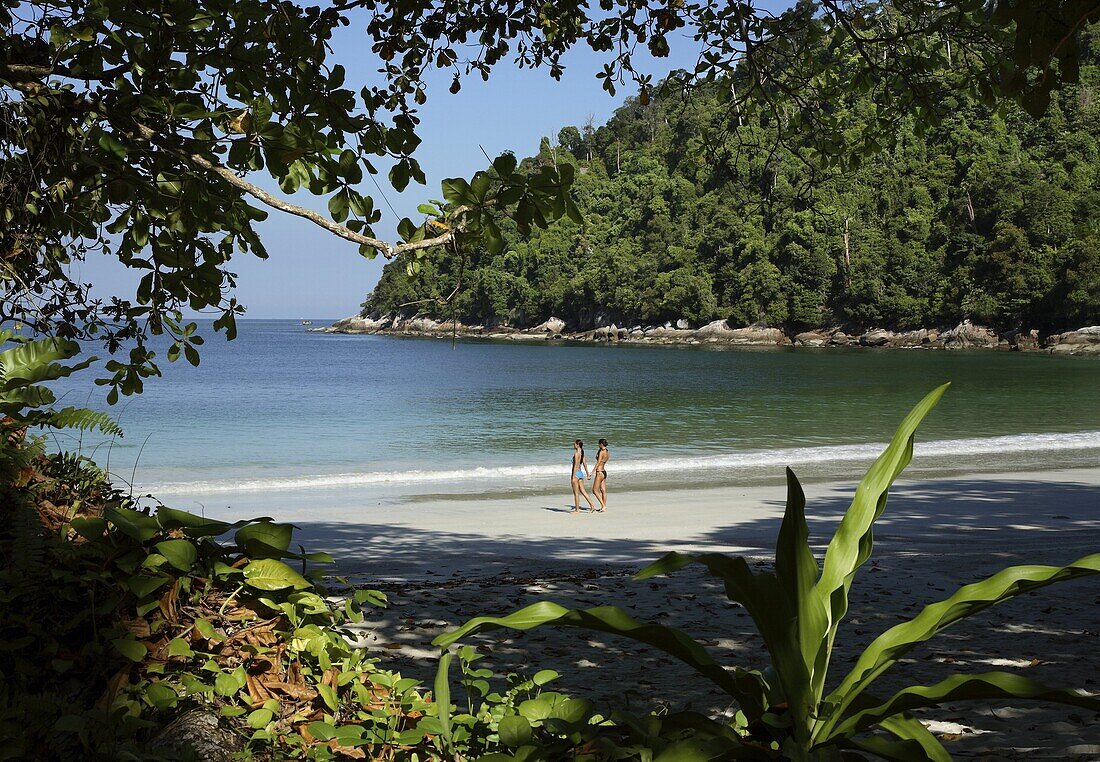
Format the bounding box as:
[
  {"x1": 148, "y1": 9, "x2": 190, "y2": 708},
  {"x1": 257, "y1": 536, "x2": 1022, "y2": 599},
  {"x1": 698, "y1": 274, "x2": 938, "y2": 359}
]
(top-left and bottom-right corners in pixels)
[{"x1": 300, "y1": 320, "x2": 313, "y2": 326}]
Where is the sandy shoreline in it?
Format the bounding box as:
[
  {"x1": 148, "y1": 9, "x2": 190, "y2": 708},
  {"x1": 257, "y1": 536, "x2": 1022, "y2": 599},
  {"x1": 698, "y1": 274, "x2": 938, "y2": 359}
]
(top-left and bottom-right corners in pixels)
[
  {"x1": 276, "y1": 467, "x2": 1100, "y2": 758},
  {"x1": 278, "y1": 467, "x2": 1100, "y2": 579}
]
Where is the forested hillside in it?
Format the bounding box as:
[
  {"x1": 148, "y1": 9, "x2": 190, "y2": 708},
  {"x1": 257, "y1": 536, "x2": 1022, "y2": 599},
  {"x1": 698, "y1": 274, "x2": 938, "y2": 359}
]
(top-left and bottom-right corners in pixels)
[{"x1": 364, "y1": 30, "x2": 1100, "y2": 333}]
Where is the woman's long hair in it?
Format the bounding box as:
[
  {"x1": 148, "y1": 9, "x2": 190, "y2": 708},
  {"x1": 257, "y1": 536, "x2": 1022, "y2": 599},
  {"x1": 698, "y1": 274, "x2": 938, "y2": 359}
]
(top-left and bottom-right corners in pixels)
[{"x1": 574, "y1": 439, "x2": 584, "y2": 464}]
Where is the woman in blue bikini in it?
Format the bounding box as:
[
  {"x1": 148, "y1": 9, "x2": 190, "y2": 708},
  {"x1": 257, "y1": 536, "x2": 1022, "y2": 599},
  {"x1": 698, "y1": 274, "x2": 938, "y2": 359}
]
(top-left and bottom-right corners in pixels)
[{"x1": 570, "y1": 439, "x2": 596, "y2": 514}]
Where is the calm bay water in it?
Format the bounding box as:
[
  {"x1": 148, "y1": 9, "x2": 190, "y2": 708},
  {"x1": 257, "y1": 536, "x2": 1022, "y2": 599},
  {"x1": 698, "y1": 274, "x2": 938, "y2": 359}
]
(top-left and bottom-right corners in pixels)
[{"x1": 48, "y1": 320, "x2": 1100, "y2": 510}]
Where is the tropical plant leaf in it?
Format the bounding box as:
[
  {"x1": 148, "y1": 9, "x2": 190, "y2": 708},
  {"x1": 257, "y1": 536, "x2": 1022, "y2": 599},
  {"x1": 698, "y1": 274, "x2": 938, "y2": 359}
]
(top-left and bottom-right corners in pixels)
[
  {"x1": 836, "y1": 710, "x2": 950, "y2": 762},
  {"x1": 434, "y1": 601, "x2": 765, "y2": 717},
  {"x1": 155, "y1": 539, "x2": 198, "y2": 572},
  {"x1": 834, "y1": 672, "x2": 1100, "y2": 738},
  {"x1": 242, "y1": 559, "x2": 310, "y2": 591},
  {"x1": 156, "y1": 506, "x2": 233, "y2": 536},
  {"x1": 819, "y1": 552, "x2": 1100, "y2": 737},
  {"x1": 774, "y1": 466, "x2": 823, "y2": 733},
  {"x1": 434, "y1": 649, "x2": 453, "y2": 746},
  {"x1": 0, "y1": 336, "x2": 88, "y2": 386},
  {"x1": 235, "y1": 521, "x2": 294, "y2": 558},
  {"x1": 806, "y1": 383, "x2": 950, "y2": 702},
  {"x1": 105, "y1": 506, "x2": 162, "y2": 542},
  {"x1": 636, "y1": 551, "x2": 807, "y2": 728}
]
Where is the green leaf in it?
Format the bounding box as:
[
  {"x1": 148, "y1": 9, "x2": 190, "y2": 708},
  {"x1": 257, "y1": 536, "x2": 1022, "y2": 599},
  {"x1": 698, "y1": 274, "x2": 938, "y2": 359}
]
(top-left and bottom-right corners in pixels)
[
  {"x1": 441, "y1": 177, "x2": 475, "y2": 206},
  {"x1": 242, "y1": 559, "x2": 311, "y2": 591},
  {"x1": 492, "y1": 153, "x2": 518, "y2": 177},
  {"x1": 317, "y1": 683, "x2": 338, "y2": 712},
  {"x1": 774, "y1": 467, "x2": 822, "y2": 729},
  {"x1": 214, "y1": 672, "x2": 239, "y2": 697},
  {"x1": 235, "y1": 521, "x2": 294, "y2": 558},
  {"x1": 328, "y1": 190, "x2": 349, "y2": 223},
  {"x1": 247, "y1": 708, "x2": 274, "y2": 729},
  {"x1": 155, "y1": 539, "x2": 198, "y2": 571},
  {"x1": 532, "y1": 669, "x2": 558, "y2": 686},
  {"x1": 435, "y1": 602, "x2": 765, "y2": 716},
  {"x1": 636, "y1": 551, "x2": 805, "y2": 729},
  {"x1": 127, "y1": 574, "x2": 170, "y2": 598},
  {"x1": 434, "y1": 650, "x2": 453, "y2": 746},
  {"x1": 498, "y1": 714, "x2": 532, "y2": 748},
  {"x1": 145, "y1": 682, "x2": 178, "y2": 711},
  {"x1": 113, "y1": 638, "x2": 148, "y2": 662},
  {"x1": 194, "y1": 618, "x2": 219, "y2": 641},
  {"x1": 156, "y1": 506, "x2": 231, "y2": 537},
  {"x1": 71, "y1": 517, "x2": 107, "y2": 540},
  {"x1": 483, "y1": 218, "x2": 504, "y2": 255},
  {"x1": 307, "y1": 721, "x2": 337, "y2": 741},
  {"x1": 807, "y1": 383, "x2": 949, "y2": 703},
  {"x1": 819, "y1": 552, "x2": 1100, "y2": 739},
  {"x1": 834, "y1": 672, "x2": 1100, "y2": 739},
  {"x1": 98, "y1": 130, "x2": 128, "y2": 159},
  {"x1": 167, "y1": 638, "x2": 194, "y2": 658},
  {"x1": 105, "y1": 506, "x2": 162, "y2": 542}
]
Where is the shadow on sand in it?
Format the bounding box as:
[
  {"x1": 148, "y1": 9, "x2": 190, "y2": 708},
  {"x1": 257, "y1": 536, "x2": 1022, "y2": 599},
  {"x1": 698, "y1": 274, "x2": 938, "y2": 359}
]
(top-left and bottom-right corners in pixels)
[{"x1": 300, "y1": 477, "x2": 1099, "y2": 756}]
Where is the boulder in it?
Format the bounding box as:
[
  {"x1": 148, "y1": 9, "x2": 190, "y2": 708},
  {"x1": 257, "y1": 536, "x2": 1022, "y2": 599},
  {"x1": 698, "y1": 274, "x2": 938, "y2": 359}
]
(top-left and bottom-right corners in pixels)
[
  {"x1": 725, "y1": 325, "x2": 789, "y2": 345},
  {"x1": 892, "y1": 329, "x2": 940, "y2": 348},
  {"x1": 1046, "y1": 326, "x2": 1100, "y2": 354},
  {"x1": 794, "y1": 331, "x2": 828, "y2": 347},
  {"x1": 828, "y1": 331, "x2": 855, "y2": 346},
  {"x1": 942, "y1": 320, "x2": 999, "y2": 349},
  {"x1": 404, "y1": 317, "x2": 442, "y2": 332},
  {"x1": 859, "y1": 329, "x2": 894, "y2": 347},
  {"x1": 330, "y1": 314, "x2": 391, "y2": 333},
  {"x1": 695, "y1": 319, "x2": 735, "y2": 337},
  {"x1": 675, "y1": 318, "x2": 692, "y2": 330},
  {"x1": 533, "y1": 317, "x2": 566, "y2": 333},
  {"x1": 1003, "y1": 328, "x2": 1040, "y2": 351}
]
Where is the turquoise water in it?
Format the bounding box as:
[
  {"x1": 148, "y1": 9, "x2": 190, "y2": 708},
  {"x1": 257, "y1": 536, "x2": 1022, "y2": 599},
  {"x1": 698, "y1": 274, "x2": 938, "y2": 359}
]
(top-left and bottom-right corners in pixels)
[{"x1": 47, "y1": 320, "x2": 1100, "y2": 509}]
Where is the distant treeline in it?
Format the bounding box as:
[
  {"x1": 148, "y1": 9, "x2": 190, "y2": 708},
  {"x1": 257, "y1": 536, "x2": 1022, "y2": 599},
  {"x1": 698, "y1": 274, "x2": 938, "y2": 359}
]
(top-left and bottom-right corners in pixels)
[{"x1": 364, "y1": 30, "x2": 1100, "y2": 332}]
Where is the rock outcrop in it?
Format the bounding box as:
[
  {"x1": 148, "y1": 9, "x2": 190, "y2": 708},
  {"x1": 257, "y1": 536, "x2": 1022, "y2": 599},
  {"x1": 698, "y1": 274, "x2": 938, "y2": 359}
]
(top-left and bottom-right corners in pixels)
[
  {"x1": 323, "y1": 314, "x2": 392, "y2": 333},
  {"x1": 942, "y1": 320, "x2": 999, "y2": 349},
  {"x1": 532, "y1": 317, "x2": 566, "y2": 334},
  {"x1": 1045, "y1": 326, "x2": 1100, "y2": 354},
  {"x1": 723, "y1": 325, "x2": 789, "y2": 345},
  {"x1": 794, "y1": 331, "x2": 828, "y2": 347},
  {"x1": 695, "y1": 319, "x2": 735, "y2": 337},
  {"x1": 316, "y1": 315, "x2": 1099, "y2": 356}
]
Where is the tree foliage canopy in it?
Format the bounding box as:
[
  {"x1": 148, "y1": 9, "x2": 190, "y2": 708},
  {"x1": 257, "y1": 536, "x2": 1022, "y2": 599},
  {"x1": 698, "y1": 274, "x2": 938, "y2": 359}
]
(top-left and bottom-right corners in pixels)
[
  {"x1": 366, "y1": 25, "x2": 1100, "y2": 332},
  {"x1": 2, "y1": 0, "x2": 1099, "y2": 397}
]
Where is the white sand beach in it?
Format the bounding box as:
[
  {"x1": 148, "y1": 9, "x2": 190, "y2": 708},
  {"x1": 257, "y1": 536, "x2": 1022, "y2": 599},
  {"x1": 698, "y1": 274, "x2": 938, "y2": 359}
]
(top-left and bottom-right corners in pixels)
[{"x1": 237, "y1": 466, "x2": 1100, "y2": 759}]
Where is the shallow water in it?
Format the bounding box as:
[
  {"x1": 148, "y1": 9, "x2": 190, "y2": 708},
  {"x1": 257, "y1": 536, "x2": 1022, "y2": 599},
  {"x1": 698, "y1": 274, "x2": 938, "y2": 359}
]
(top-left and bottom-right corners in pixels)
[{"x1": 46, "y1": 320, "x2": 1100, "y2": 511}]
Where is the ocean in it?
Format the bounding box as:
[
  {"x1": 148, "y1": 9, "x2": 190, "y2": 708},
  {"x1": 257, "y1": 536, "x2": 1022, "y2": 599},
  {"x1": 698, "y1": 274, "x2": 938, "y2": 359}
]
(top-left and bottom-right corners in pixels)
[{"x1": 46, "y1": 320, "x2": 1100, "y2": 517}]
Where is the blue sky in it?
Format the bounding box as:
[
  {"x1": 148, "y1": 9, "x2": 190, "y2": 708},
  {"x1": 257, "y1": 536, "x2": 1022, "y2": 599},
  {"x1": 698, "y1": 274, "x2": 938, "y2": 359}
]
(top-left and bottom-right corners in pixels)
[{"x1": 72, "y1": 17, "x2": 706, "y2": 319}]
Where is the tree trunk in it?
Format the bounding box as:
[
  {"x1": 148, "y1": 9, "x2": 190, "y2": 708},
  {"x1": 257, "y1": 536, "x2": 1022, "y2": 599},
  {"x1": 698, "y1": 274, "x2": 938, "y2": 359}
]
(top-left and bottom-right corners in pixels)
[{"x1": 843, "y1": 215, "x2": 852, "y2": 288}]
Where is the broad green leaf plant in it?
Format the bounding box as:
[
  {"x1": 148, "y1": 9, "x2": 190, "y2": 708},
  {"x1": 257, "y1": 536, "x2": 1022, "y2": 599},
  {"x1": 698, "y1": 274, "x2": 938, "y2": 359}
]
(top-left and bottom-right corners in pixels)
[
  {"x1": 435, "y1": 384, "x2": 1100, "y2": 760},
  {"x1": 0, "y1": 329, "x2": 121, "y2": 483}
]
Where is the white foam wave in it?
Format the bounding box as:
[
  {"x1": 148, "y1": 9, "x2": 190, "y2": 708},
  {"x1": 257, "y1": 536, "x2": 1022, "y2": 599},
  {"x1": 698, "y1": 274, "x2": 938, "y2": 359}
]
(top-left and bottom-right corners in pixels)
[{"x1": 141, "y1": 431, "x2": 1100, "y2": 496}]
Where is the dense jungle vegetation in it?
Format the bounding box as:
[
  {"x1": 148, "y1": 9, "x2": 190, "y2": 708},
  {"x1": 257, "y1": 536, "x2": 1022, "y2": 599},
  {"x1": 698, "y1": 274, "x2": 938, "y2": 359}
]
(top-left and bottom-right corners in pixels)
[{"x1": 364, "y1": 29, "x2": 1100, "y2": 333}]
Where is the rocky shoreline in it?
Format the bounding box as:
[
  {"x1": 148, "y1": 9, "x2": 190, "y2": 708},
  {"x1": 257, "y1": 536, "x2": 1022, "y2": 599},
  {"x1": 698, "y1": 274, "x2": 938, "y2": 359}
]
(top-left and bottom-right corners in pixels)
[{"x1": 313, "y1": 315, "x2": 1100, "y2": 355}]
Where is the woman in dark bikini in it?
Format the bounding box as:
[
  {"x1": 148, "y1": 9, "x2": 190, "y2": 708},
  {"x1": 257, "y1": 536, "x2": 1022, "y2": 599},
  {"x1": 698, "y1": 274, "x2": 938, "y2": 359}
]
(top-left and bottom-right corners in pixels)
[
  {"x1": 570, "y1": 439, "x2": 596, "y2": 514},
  {"x1": 592, "y1": 439, "x2": 610, "y2": 512}
]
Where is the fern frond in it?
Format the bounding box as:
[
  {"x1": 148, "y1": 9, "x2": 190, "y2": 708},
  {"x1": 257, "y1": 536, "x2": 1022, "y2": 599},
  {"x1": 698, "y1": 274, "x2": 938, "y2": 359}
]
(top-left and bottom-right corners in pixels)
[{"x1": 44, "y1": 407, "x2": 124, "y2": 438}]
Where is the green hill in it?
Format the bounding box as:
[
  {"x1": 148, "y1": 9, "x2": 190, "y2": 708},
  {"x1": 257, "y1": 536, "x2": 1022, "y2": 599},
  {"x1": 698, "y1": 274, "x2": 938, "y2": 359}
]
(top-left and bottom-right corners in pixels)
[{"x1": 364, "y1": 30, "x2": 1100, "y2": 333}]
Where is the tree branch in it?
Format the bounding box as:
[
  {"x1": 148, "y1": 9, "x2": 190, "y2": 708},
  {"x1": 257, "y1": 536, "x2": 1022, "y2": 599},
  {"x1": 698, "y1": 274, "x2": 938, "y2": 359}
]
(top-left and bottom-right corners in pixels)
[{"x1": 2, "y1": 68, "x2": 462, "y2": 259}]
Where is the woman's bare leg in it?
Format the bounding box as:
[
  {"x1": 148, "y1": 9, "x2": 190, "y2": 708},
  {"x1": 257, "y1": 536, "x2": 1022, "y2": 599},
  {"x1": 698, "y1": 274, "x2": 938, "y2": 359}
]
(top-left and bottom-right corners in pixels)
[
  {"x1": 576, "y1": 479, "x2": 597, "y2": 511},
  {"x1": 593, "y1": 474, "x2": 607, "y2": 511},
  {"x1": 571, "y1": 479, "x2": 582, "y2": 513}
]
